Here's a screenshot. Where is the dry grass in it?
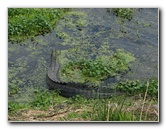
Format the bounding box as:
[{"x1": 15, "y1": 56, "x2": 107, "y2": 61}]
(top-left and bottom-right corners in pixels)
[
  {"x1": 8, "y1": 97, "x2": 158, "y2": 122},
  {"x1": 8, "y1": 104, "x2": 91, "y2": 121}
]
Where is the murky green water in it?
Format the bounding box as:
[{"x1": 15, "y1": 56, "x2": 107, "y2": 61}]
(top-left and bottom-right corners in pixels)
[{"x1": 8, "y1": 8, "x2": 158, "y2": 102}]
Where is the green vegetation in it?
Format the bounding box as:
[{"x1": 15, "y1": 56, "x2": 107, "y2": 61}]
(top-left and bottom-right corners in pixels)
[
  {"x1": 30, "y1": 89, "x2": 61, "y2": 110},
  {"x1": 115, "y1": 79, "x2": 158, "y2": 98},
  {"x1": 91, "y1": 96, "x2": 134, "y2": 121},
  {"x1": 8, "y1": 85, "x2": 20, "y2": 96},
  {"x1": 60, "y1": 49, "x2": 135, "y2": 85},
  {"x1": 112, "y1": 8, "x2": 134, "y2": 21},
  {"x1": 8, "y1": 88, "x2": 66, "y2": 115},
  {"x1": 8, "y1": 79, "x2": 158, "y2": 121},
  {"x1": 8, "y1": 101, "x2": 29, "y2": 112},
  {"x1": 110, "y1": 8, "x2": 134, "y2": 34},
  {"x1": 8, "y1": 8, "x2": 70, "y2": 42}
]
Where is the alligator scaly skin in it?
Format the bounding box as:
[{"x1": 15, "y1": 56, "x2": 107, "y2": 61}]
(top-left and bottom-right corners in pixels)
[{"x1": 48, "y1": 50, "x2": 61, "y2": 82}]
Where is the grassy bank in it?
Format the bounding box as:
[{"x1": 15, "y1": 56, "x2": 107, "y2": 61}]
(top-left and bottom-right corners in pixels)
[
  {"x1": 8, "y1": 79, "x2": 158, "y2": 121},
  {"x1": 8, "y1": 8, "x2": 70, "y2": 42}
]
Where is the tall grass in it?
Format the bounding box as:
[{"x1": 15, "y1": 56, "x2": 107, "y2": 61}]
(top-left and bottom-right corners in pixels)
[
  {"x1": 90, "y1": 79, "x2": 158, "y2": 121},
  {"x1": 90, "y1": 96, "x2": 134, "y2": 121}
]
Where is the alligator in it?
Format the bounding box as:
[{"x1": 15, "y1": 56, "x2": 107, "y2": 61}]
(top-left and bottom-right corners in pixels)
[{"x1": 46, "y1": 49, "x2": 122, "y2": 98}]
